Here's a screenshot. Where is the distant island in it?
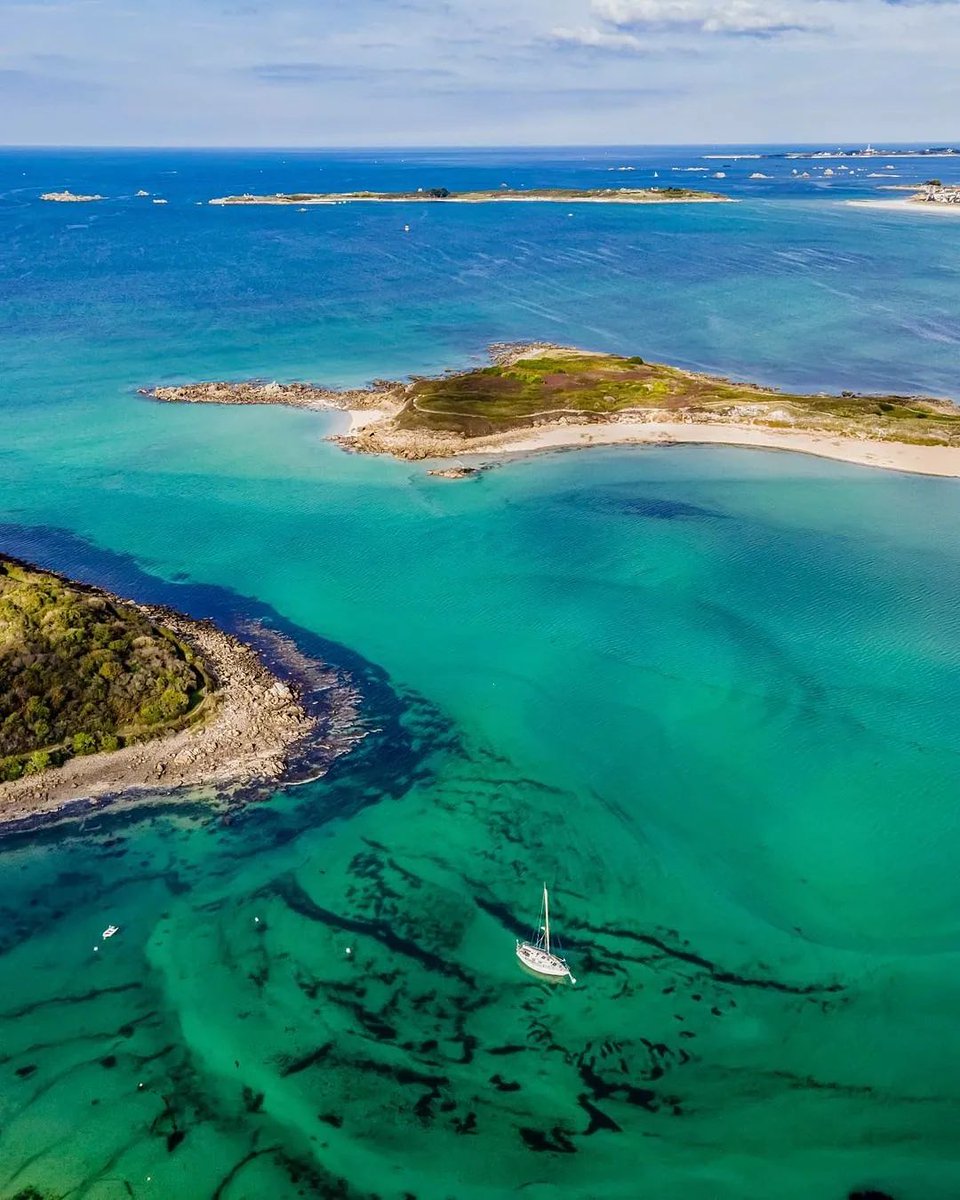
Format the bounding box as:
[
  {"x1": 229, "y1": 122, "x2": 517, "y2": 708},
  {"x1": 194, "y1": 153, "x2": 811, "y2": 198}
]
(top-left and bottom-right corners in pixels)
[
  {"x1": 705, "y1": 146, "x2": 960, "y2": 161},
  {"x1": 0, "y1": 556, "x2": 322, "y2": 826},
  {"x1": 40, "y1": 190, "x2": 103, "y2": 203},
  {"x1": 208, "y1": 186, "x2": 729, "y2": 206},
  {"x1": 788, "y1": 146, "x2": 960, "y2": 159},
  {"x1": 142, "y1": 345, "x2": 960, "y2": 478}
]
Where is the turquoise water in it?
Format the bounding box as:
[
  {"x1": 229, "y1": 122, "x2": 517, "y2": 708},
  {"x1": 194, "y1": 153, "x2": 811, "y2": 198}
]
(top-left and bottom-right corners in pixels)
[{"x1": 2, "y1": 149, "x2": 960, "y2": 1199}]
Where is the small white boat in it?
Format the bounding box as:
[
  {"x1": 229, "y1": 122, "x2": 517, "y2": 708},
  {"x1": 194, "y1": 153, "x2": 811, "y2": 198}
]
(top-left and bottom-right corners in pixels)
[
  {"x1": 516, "y1": 884, "x2": 576, "y2": 984},
  {"x1": 102, "y1": 925, "x2": 119, "y2": 939}
]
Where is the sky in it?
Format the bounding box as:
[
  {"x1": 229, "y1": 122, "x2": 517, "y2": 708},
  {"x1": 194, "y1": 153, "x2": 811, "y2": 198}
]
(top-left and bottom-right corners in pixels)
[{"x1": 2, "y1": 0, "x2": 959, "y2": 146}]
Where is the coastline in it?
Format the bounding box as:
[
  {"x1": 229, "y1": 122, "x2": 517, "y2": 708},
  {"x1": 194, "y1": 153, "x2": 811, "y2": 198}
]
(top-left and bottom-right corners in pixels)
[
  {"x1": 209, "y1": 195, "x2": 730, "y2": 206},
  {"x1": 0, "y1": 585, "x2": 356, "y2": 829},
  {"x1": 333, "y1": 411, "x2": 960, "y2": 477},
  {"x1": 466, "y1": 419, "x2": 960, "y2": 477},
  {"x1": 846, "y1": 199, "x2": 960, "y2": 215}
]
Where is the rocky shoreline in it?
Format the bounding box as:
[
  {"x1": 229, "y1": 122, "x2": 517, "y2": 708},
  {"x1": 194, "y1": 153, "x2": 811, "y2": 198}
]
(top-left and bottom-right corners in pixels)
[
  {"x1": 141, "y1": 378, "x2": 403, "y2": 412},
  {"x1": 138, "y1": 343, "x2": 960, "y2": 478},
  {"x1": 0, "y1": 576, "x2": 360, "y2": 830}
]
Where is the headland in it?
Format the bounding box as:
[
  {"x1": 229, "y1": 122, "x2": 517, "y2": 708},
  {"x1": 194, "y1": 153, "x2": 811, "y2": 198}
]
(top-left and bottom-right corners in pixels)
[
  {"x1": 0, "y1": 557, "x2": 343, "y2": 827},
  {"x1": 208, "y1": 186, "x2": 729, "y2": 206},
  {"x1": 143, "y1": 344, "x2": 960, "y2": 478}
]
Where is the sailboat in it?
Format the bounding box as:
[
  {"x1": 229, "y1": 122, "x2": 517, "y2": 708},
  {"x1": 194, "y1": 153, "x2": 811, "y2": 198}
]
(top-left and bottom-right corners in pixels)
[{"x1": 516, "y1": 884, "x2": 576, "y2": 984}]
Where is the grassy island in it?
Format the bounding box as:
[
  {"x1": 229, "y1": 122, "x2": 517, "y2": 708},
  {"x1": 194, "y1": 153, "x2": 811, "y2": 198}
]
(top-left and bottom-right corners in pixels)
[
  {"x1": 145, "y1": 345, "x2": 960, "y2": 478},
  {"x1": 208, "y1": 186, "x2": 728, "y2": 206},
  {"x1": 0, "y1": 558, "x2": 210, "y2": 783}
]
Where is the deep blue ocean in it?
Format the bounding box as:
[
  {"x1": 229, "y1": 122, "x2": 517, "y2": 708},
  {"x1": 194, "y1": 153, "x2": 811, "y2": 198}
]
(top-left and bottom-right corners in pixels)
[{"x1": 2, "y1": 147, "x2": 960, "y2": 1200}]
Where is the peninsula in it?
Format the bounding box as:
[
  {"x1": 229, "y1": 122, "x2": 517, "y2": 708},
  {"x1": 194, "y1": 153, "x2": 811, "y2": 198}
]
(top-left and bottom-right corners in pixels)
[
  {"x1": 142, "y1": 345, "x2": 960, "y2": 478},
  {"x1": 208, "y1": 186, "x2": 729, "y2": 206},
  {"x1": 0, "y1": 556, "x2": 322, "y2": 826}
]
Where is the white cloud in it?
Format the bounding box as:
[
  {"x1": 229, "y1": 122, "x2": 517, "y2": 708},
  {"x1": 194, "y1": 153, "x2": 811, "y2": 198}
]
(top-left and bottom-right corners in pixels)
[
  {"x1": 551, "y1": 23, "x2": 649, "y2": 48},
  {"x1": 3, "y1": 0, "x2": 960, "y2": 143},
  {"x1": 589, "y1": 0, "x2": 813, "y2": 33}
]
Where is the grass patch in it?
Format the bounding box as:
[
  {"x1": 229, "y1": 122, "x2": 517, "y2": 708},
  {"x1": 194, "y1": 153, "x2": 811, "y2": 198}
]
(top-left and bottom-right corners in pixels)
[{"x1": 393, "y1": 351, "x2": 960, "y2": 443}]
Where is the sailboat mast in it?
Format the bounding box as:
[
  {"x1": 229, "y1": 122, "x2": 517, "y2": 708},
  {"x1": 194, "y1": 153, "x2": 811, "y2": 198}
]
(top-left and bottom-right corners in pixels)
[{"x1": 543, "y1": 884, "x2": 550, "y2": 955}]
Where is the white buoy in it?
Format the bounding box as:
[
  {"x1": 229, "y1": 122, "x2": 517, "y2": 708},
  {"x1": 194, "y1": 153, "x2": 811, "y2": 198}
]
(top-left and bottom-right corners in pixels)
[{"x1": 345, "y1": 946, "x2": 353, "y2": 956}]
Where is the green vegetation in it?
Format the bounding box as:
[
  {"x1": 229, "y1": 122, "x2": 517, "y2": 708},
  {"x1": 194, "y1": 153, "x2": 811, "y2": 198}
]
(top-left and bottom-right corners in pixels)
[
  {"x1": 0, "y1": 558, "x2": 211, "y2": 783},
  {"x1": 393, "y1": 351, "x2": 960, "y2": 443},
  {"x1": 213, "y1": 186, "x2": 724, "y2": 205}
]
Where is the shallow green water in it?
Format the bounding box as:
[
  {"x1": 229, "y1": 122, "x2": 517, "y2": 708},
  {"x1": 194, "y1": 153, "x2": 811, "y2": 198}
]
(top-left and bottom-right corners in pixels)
[{"x1": 2, "y1": 425, "x2": 960, "y2": 1199}]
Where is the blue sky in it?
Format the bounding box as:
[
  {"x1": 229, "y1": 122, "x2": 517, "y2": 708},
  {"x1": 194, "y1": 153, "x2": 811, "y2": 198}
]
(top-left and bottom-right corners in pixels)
[{"x1": 3, "y1": 0, "x2": 959, "y2": 145}]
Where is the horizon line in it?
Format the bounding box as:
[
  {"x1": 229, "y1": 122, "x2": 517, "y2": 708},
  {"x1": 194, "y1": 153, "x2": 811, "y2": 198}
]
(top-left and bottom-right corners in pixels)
[{"x1": 1, "y1": 139, "x2": 958, "y2": 153}]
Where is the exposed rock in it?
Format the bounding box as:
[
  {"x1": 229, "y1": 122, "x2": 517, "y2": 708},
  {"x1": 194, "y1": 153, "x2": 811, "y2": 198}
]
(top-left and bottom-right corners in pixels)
[
  {"x1": 141, "y1": 379, "x2": 403, "y2": 413},
  {"x1": 426, "y1": 466, "x2": 481, "y2": 480},
  {"x1": 40, "y1": 191, "x2": 104, "y2": 203}
]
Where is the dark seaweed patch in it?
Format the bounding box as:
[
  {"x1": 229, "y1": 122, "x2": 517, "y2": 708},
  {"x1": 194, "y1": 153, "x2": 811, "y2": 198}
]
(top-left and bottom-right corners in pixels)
[
  {"x1": 265, "y1": 875, "x2": 475, "y2": 986},
  {"x1": 571, "y1": 918, "x2": 843, "y2": 996},
  {"x1": 452, "y1": 1111, "x2": 477, "y2": 1134},
  {"x1": 619, "y1": 497, "x2": 724, "y2": 520},
  {"x1": 557, "y1": 488, "x2": 725, "y2": 521},
  {"x1": 518, "y1": 1126, "x2": 576, "y2": 1153},
  {"x1": 577, "y1": 1054, "x2": 661, "y2": 1112},
  {"x1": 279, "y1": 1042, "x2": 334, "y2": 1077},
  {"x1": 0, "y1": 981, "x2": 142, "y2": 1022},
  {"x1": 578, "y1": 1094, "x2": 622, "y2": 1135}
]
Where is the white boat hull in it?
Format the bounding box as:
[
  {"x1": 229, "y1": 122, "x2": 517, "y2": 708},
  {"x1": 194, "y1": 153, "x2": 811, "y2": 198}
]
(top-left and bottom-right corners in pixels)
[{"x1": 516, "y1": 940, "x2": 575, "y2": 983}]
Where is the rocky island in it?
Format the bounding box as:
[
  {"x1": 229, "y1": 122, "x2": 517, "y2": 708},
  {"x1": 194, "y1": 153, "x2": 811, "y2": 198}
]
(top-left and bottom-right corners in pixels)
[
  {"x1": 143, "y1": 345, "x2": 960, "y2": 478},
  {"x1": 208, "y1": 186, "x2": 729, "y2": 206},
  {"x1": 0, "y1": 556, "x2": 328, "y2": 826},
  {"x1": 40, "y1": 190, "x2": 104, "y2": 202}
]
